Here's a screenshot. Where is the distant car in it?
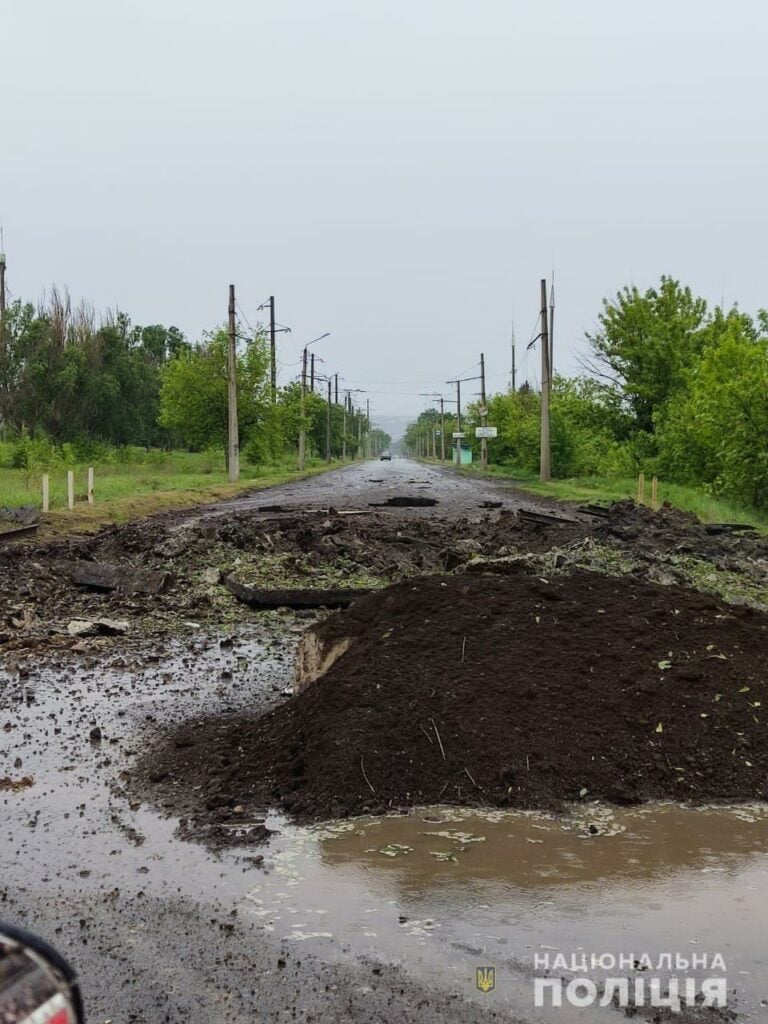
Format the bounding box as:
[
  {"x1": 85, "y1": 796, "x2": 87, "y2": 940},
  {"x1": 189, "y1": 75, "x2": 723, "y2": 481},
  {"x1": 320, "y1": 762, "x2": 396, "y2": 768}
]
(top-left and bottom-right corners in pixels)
[{"x1": 380, "y1": 450, "x2": 392, "y2": 460}]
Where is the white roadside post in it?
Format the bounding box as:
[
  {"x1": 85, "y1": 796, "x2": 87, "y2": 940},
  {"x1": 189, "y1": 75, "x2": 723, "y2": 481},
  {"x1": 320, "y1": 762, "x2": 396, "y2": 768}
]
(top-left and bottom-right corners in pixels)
[
  {"x1": 87, "y1": 467, "x2": 94, "y2": 505},
  {"x1": 42, "y1": 474, "x2": 50, "y2": 514},
  {"x1": 67, "y1": 470, "x2": 74, "y2": 510}
]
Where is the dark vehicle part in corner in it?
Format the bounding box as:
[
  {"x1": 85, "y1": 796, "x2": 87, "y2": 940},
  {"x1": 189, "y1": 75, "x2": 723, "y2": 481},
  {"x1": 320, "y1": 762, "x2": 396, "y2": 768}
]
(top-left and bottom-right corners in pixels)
[{"x1": 0, "y1": 921, "x2": 84, "y2": 1023}]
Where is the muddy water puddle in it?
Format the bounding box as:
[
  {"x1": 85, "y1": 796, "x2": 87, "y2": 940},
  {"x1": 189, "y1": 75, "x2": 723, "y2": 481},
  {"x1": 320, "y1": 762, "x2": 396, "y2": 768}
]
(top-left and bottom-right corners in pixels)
[{"x1": 254, "y1": 803, "x2": 768, "y2": 1017}]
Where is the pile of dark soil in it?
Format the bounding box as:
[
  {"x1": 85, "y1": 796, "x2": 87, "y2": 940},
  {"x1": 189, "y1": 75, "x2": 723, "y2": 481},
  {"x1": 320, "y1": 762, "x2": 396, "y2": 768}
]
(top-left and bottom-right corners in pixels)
[{"x1": 137, "y1": 567, "x2": 768, "y2": 829}]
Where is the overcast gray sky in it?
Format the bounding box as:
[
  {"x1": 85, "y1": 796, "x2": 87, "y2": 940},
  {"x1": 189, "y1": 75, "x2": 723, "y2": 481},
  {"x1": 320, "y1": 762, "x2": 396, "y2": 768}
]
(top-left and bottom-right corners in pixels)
[{"x1": 2, "y1": 0, "x2": 767, "y2": 430}]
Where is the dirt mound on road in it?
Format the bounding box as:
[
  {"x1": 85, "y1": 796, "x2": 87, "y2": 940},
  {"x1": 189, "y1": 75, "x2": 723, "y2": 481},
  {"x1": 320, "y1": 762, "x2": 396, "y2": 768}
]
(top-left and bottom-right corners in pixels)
[{"x1": 139, "y1": 568, "x2": 768, "y2": 830}]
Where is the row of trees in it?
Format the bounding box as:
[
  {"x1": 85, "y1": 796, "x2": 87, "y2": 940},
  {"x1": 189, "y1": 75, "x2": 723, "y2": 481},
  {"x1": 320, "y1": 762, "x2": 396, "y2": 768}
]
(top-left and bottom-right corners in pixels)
[
  {"x1": 405, "y1": 277, "x2": 768, "y2": 509},
  {"x1": 0, "y1": 290, "x2": 389, "y2": 465}
]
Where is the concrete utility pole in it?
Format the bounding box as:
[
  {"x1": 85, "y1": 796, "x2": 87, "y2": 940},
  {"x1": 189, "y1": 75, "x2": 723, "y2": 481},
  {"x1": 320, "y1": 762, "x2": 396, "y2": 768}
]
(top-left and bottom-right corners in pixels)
[
  {"x1": 227, "y1": 285, "x2": 240, "y2": 482},
  {"x1": 298, "y1": 334, "x2": 329, "y2": 469},
  {"x1": 342, "y1": 388, "x2": 364, "y2": 460},
  {"x1": 0, "y1": 248, "x2": 6, "y2": 372},
  {"x1": 540, "y1": 278, "x2": 551, "y2": 482},
  {"x1": 510, "y1": 321, "x2": 517, "y2": 393},
  {"x1": 480, "y1": 352, "x2": 488, "y2": 469},
  {"x1": 342, "y1": 399, "x2": 347, "y2": 460},
  {"x1": 446, "y1": 374, "x2": 481, "y2": 465},
  {"x1": 439, "y1": 396, "x2": 445, "y2": 461},
  {"x1": 334, "y1": 372, "x2": 338, "y2": 406},
  {"x1": 303, "y1": 346, "x2": 311, "y2": 468},
  {"x1": 326, "y1": 377, "x2": 332, "y2": 462},
  {"x1": 0, "y1": 249, "x2": 6, "y2": 320},
  {"x1": 269, "y1": 296, "x2": 276, "y2": 398},
  {"x1": 310, "y1": 352, "x2": 316, "y2": 392},
  {"x1": 419, "y1": 392, "x2": 448, "y2": 463},
  {"x1": 549, "y1": 275, "x2": 555, "y2": 375}
]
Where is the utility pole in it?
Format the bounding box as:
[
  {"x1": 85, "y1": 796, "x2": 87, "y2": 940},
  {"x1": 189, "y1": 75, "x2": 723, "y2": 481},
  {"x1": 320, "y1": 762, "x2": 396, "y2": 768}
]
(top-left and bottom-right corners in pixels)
[
  {"x1": 227, "y1": 284, "x2": 239, "y2": 482},
  {"x1": 540, "y1": 278, "x2": 551, "y2": 482},
  {"x1": 342, "y1": 387, "x2": 364, "y2": 461},
  {"x1": 511, "y1": 321, "x2": 517, "y2": 393},
  {"x1": 298, "y1": 347, "x2": 308, "y2": 470},
  {"x1": 342, "y1": 397, "x2": 347, "y2": 460},
  {"x1": 0, "y1": 247, "x2": 6, "y2": 359},
  {"x1": 334, "y1": 372, "x2": 338, "y2": 406},
  {"x1": 455, "y1": 379, "x2": 461, "y2": 464},
  {"x1": 439, "y1": 396, "x2": 445, "y2": 461},
  {"x1": 365, "y1": 398, "x2": 370, "y2": 458},
  {"x1": 549, "y1": 274, "x2": 555, "y2": 375},
  {"x1": 326, "y1": 378, "x2": 332, "y2": 462},
  {"x1": 0, "y1": 248, "x2": 6, "y2": 321},
  {"x1": 479, "y1": 352, "x2": 488, "y2": 469},
  {"x1": 310, "y1": 352, "x2": 315, "y2": 392},
  {"x1": 269, "y1": 296, "x2": 276, "y2": 398},
  {"x1": 446, "y1": 374, "x2": 480, "y2": 465}
]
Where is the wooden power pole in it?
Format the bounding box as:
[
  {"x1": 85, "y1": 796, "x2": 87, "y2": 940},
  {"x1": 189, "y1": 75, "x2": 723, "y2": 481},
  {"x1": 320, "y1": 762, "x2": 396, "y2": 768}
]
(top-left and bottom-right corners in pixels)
[
  {"x1": 227, "y1": 284, "x2": 240, "y2": 482},
  {"x1": 539, "y1": 278, "x2": 551, "y2": 482}
]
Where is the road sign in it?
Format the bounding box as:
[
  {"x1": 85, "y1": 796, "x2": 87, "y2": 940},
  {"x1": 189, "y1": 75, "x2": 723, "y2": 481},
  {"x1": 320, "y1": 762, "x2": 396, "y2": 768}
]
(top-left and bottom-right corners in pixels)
[
  {"x1": 452, "y1": 431, "x2": 465, "y2": 439},
  {"x1": 475, "y1": 426, "x2": 498, "y2": 439}
]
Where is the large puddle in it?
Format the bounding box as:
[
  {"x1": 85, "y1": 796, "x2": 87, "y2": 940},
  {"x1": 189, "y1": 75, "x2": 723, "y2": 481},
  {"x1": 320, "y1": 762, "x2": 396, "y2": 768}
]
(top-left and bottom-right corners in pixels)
[
  {"x1": 3, "y1": 626, "x2": 768, "y2": 1019},
  {"x1": 258, "y1": 802, "x2": 768, "y2": 1017}
]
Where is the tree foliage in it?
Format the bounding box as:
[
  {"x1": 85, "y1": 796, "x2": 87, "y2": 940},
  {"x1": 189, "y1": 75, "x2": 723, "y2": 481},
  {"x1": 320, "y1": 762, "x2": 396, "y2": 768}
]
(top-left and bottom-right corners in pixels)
[{"x1": 404, "y1": 277, "x2": 768, "y2": 508}]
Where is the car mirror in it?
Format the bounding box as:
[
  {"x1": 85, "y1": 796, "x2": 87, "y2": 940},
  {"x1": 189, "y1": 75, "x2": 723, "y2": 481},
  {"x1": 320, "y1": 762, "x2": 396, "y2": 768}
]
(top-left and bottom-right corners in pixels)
[{"x1": 0, "y1": 922, "x2": 83, "y2": 1024}]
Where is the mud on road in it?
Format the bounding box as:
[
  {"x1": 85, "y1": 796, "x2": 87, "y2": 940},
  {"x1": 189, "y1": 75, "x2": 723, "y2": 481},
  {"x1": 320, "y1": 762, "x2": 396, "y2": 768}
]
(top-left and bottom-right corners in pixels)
[{"x1": 2, "y1": 458, "x2": 768, "y2": 1022}]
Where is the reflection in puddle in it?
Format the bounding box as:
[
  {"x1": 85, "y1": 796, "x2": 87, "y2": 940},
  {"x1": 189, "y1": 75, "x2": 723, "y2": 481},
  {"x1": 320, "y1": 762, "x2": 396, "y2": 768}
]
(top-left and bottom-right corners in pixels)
[{"x1": 253, "y1": 803, "x2": 768, "y2": 1018}]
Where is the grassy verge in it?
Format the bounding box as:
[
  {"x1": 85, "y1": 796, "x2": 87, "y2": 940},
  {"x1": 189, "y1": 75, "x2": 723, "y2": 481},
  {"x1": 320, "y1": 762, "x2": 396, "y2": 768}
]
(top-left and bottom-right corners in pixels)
[
  {"x1": 450, "y1": 463, "x2": 768, "y2": 529},
  {"x1": 0, "y1": 453, "x2": 347, "y2": 539}
]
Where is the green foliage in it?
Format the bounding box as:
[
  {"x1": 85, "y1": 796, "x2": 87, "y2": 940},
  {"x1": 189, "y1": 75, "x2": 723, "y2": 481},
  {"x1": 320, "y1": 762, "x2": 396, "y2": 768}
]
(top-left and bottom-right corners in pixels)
[
  {"x1": 159, "y1": 329, "x2": 270, "y2": 452},
  {"x1": 0, "y1": 288, "x2": 185, "y2": 446},
  {"x1": 405, "y1": 276, "x2": 768, "y2": 509},
  {"x1": 585, "y1": 276, "x2": 710, "y2": 432},
  {"x1": 655, "y1": 324, "x2": 768, "y2": 506}
]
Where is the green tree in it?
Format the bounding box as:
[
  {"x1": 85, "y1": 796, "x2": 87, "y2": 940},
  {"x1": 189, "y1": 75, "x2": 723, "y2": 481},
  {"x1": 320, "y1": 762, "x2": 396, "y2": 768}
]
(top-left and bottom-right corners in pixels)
[
  {"x1": 656, "y1": 323, "x2": 768, "y2": 506},
  {"x1": 585, "y1": 276, "x2": 710, "y2": 432},
  {"x1": 159, "y1": 329, "x2": 270, "y2": 452}
]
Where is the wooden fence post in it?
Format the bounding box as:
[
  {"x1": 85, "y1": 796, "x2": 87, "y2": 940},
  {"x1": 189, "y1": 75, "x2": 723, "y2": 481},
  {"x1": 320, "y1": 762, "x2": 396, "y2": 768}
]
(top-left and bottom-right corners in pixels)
[
  {"x1": 651, "y1": 476, "x2": 659, "y2": 510},
  {"x1": 636, "y1": 472, "x2": 645, "y2": 505}
]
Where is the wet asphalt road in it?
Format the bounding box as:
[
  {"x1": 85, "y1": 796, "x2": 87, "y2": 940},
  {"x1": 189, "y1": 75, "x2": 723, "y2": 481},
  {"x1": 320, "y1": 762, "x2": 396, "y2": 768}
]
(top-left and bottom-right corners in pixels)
[
  {"x1": 0, "y1": 459, "x2": 537, "y2": 1024},
  {"x1": 200, "y1": 455, "x2": 557, "y2": 521}
]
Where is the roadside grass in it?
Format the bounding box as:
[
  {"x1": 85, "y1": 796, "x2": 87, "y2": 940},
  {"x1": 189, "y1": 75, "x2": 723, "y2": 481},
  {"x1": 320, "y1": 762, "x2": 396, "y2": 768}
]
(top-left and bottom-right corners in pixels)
[
  {"x1": 450, "y1": 463, "x2": 768, "y2": 530},
  {"x1": 0, "y1": 452, "x2": 346, "y2": 538}
]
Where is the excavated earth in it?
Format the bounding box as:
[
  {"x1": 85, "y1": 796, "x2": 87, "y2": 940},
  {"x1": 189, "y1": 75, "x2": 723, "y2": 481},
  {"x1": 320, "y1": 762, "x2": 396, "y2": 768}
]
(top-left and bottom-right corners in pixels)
[
  {"x1": 136, "y1": 567, "x2": 768, "y2": 830},
  {"x1": 3, "y1": 486, "x2": 768, "y2": 839}
]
